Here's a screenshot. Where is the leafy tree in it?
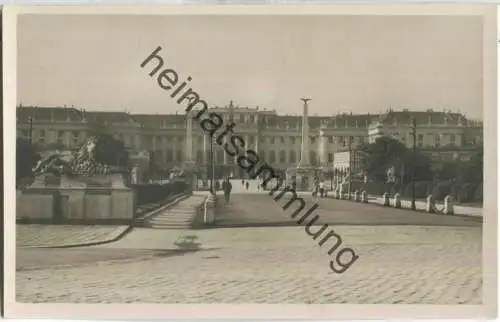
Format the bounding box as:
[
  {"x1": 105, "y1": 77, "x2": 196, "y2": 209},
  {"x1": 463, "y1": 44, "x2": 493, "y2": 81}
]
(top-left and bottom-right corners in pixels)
[
  {"x1": 468, "y1": 146, "x2": 483, "y2": 182},
  {"x1": 93, "y1": 134, "x2": 129, "y2": 167},
  {"x1": 455, "y1": 146, "x2": 483, "y2": 183},
  {"x1": 361, "y1": 137, "x2": 408, "y2": 182},
  {"x1": 16, "y1": 138, "x2": 41, "y2": 181},
  {"x1": 361, "y1": 136, "x2": 433, "y2": 182}
]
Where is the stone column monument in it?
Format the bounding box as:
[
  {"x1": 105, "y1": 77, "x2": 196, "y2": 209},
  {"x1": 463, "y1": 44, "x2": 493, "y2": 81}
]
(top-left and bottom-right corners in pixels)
[
  {"x1": 286, "y1": 98, "x2": 319, "y2": 191},
  {"x1": 298, "y1": 98, "x2": 311, "y2": 168}
]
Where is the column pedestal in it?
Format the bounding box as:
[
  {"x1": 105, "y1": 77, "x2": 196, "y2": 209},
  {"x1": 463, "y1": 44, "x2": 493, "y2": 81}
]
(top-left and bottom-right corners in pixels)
[
  {"x1": 286, "y1": 166, "x2": 318, "y2": 191},
  {"x1": 182, "y1": 161, "x2": 197, "y2": 192}
]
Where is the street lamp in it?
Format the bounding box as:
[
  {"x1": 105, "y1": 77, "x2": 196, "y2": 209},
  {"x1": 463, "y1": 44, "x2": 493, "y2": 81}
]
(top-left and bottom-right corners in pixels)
[
  {"x1": 347, "y1": 135, "x2": 353, "y2": 197},
  {"x1": 209, "y1": 135, "x2": 215, "y2": 194},
  {"x1": 410, "y1": 117, "x2": 417, "y2": 210},
  {"x1": 28, "y1": 116, "x2": 33, "y2": 146}
]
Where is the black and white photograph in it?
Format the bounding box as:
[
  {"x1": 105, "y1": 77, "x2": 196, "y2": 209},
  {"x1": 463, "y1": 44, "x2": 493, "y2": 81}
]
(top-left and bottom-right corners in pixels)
[{"x1": 3, "y1": 4, "x2": 497, "y2": 320}]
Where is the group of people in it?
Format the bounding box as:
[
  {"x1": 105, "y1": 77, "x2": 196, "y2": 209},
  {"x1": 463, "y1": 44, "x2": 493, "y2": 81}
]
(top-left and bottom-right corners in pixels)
[
  {"x1": 312, "y1": 179, "x2": 326, "y2": 202},
  {"x1": 216, "y1": 177, "x2": 327, "y2": 204}
]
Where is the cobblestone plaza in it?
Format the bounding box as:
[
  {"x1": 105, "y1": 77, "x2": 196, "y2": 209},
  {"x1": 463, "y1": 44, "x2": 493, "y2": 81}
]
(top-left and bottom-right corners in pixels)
[{"x1": 16, "y1": 194, "x2": 482, "y2": 304}]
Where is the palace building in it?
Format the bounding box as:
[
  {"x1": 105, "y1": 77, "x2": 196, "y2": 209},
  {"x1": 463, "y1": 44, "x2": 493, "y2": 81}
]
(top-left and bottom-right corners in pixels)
[{"x1": 16, "y1": 101, "x2": 483, "y2": 179}]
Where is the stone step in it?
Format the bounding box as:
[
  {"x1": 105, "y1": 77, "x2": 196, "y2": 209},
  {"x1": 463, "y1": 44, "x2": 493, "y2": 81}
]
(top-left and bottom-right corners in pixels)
[
  {"x1": 148, "y1": 223, "x2": 192, "y2": 229},
  {"x1": 141, "y1": 195, "x2": 208, "y2": 229},
  {"x1": 149, "y1": 218, "x2": 193, "y2": 224},
  {"x1": 163, "y1": 209, "x2": 198, "y2": 214}
]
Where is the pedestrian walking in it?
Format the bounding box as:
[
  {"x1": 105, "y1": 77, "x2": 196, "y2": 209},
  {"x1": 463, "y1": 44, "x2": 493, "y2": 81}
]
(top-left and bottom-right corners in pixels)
[
  {"x1": 312, "y1": 180, "x2": 320, "y2": 203},
  {"x1": 245, "y1": 181, "x2": 249, "y2": 191},
  {"x1": 222, "y1": 177, "x2": 233, "y2": 203},
  {"x1": 319, "y1": 180, "x2": 325, "y2": 198}
]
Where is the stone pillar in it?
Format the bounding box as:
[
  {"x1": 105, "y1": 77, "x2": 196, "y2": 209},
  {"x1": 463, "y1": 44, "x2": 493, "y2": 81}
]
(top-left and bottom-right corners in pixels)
[
  {"x1": 444, "y1": 195, "x2": 454, "y2": 215},
  {"x1": 361, "y1": 190, "x2": 368, "y2": 203},
  {"x1": 354, "y1": 190, "x2": 361, "y2": 202},
  {"x1": 426, "y1": 195, "x2": 435, "y2": 213},
  {"x1": 298, "y1": 98, "x2": 311, "y2": 167},
  {"x1": 203, "y1": 192, "x2": 217, "y2": 225},
  {"x1": 393, "y1": 193, "x2": 401, "y2": 208},
  {"x1": 383, "y1": 192, "x2": 390, "y2": 206}
]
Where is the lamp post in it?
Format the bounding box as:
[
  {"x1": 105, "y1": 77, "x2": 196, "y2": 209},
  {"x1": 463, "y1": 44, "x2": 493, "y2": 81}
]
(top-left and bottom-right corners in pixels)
[
  {"x1": 209, "y1": 135, "x2": 215, "y2": 194},
  {"x1": 410, "y1": 117, "x2": 417, "y2": 210},
  {"x1": 28, "y1": 116, "x2": 33, "y2": 146},
  {"x1": 347, "y1": 135, "x2": 353, "y2": 197}
]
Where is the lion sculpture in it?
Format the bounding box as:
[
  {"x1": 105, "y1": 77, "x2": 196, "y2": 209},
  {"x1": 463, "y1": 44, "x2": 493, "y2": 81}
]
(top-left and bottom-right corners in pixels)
[{"x1": 32, "y1": 136, "x2": 109, "y2": 177}]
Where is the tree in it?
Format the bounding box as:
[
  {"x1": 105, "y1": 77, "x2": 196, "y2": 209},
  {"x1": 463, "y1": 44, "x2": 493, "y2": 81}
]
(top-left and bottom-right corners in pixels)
[
  {"x1": 361, "y1": 136, "x2": 433, "y2": 182},
  {"x1": 454, "y1": 146, "x2": 483, "y2": 183},
  {"x1": 93, "y1": 134, "x2": 129, "y2": 167},
  {"x1": 361, "y1": 137, "x2": 408, "y2": 182},
  {"x1": 16, "y1": 138, "x2": 41, "y2": 181},
  {"x1": 468, "y1": 146, "x2": 483, "y2": 182}
]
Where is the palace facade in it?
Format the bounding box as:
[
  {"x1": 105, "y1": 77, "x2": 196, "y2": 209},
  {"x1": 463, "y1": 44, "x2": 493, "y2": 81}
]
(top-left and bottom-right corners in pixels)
[{"x1": 16, "y1": 101, "x2": 483, "y2": 178}]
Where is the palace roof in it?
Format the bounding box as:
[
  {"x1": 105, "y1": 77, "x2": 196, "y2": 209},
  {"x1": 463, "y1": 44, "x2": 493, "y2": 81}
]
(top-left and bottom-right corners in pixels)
[
  {"x1": 16, "y1": 106, "x2": 85, "y2": 122},
  {"x1": 376, "y1": 109, "x2": 468, "y2": 126},
  {"x1": 84, "y1": 111, "x2": 138, "y2": 126}
]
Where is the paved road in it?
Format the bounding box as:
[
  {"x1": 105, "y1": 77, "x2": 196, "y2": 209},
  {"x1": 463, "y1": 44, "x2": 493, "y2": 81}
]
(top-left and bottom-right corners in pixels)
[
  {"x1": 215, "y1": 194, "x2": 482, "y2": 227},
  {"x1": 16, "y1": 195, "x2": 482, "y2": 304}
]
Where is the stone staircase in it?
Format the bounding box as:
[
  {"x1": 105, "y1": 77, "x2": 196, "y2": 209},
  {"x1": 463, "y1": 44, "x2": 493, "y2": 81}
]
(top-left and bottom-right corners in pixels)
[{"x1": 144, "y1": 195, "x2": 206, "y2": 229}]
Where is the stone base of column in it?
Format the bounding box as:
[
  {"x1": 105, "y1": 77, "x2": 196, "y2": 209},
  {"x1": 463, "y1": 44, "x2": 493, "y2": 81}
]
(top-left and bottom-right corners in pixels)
[
  {"x1": 286, "y1": 166, "x2": 319, "y2": 191},
  {"x1": 182, "y1": 161, "x2": 198, "y2": 191}
]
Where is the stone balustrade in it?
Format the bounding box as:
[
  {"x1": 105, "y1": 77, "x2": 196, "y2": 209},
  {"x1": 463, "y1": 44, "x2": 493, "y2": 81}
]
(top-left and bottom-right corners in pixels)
[{"x1": 325, "y1": 187, "x2": 479, "y2": 217}]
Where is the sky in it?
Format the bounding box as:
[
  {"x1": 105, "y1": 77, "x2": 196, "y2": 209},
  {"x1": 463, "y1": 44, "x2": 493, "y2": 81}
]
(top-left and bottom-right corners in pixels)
[{"x1": 17, "y1": 14, "x2": 484, "y2": 119}]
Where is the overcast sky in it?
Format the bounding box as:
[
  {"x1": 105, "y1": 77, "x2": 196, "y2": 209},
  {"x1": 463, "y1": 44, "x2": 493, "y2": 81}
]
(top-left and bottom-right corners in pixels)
[{"x1": 17, "y1": 14, "x2": 483, "y2": 119}]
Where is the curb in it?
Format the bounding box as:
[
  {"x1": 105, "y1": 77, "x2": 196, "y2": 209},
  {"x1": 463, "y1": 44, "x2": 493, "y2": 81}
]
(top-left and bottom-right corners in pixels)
[{"x1": 19, "y1": 225, "x2": 135, "y2": 249}]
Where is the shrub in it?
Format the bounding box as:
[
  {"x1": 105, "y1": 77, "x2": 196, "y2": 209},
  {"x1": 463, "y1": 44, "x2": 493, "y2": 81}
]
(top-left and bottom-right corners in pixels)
[
  {"x1": 417, "y1": 181, "x2": 431, "y2": 199},
  {"x1": 431, "y1": 181, "x2": 452, "y2": 201},
  {"x1": 474, "y1": 184, "x2": 483, "y2": 202},
  {"x1": 390, "y1": 183, "x2": 402, "y2": 196},
  {"x1": 401, "y1": 183, "x2": 412, "y2": 199},
  {"x1": 400, "y1": 181, "x2": 431, "y2": 199},
  {"x1": 360, "y1": 182, "x2": 389, "y2": 196},
  {"x1": 449, "y1": 183, "x2": 463, "y2": 201},
  {"x1": 131, "y1": 181, "x2": 188, "y2": 205},
  {"x1": 457, "y1": 182, "x2": 477, "y2": 203}
]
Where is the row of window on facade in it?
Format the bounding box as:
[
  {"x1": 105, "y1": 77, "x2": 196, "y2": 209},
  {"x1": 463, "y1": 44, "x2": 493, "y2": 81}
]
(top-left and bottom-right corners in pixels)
[
  {"x1": 20, "y1": 128, "x2": 481, "y2": 151},
  {"x1": 20, "y1": 129, "x2": 82, "y2": 145},
  {"x1": 153, "y1": 149, "x2": 335, "y2": 166},
  {"x1": 391, "y1": 132, "x2": 480, "y2": 148}
]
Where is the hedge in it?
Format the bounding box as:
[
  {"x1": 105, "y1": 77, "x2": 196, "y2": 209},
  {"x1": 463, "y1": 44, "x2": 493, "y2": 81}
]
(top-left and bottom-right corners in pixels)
[
  {"x1": 401, "y1": 181, "x2": 431, "y2": 199},
  {"x1": 474, "y1": 185, "x2": 483, "y2": 202},
  {"x1": 457, "y1": 182, "x2": 477, "y2": 203},
  {"x1": 431, "y1": 181, "x2": 452, "y2": 200},
  {"x1": 131, "y1": 181, "x2": 189, "y2": 205}
]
